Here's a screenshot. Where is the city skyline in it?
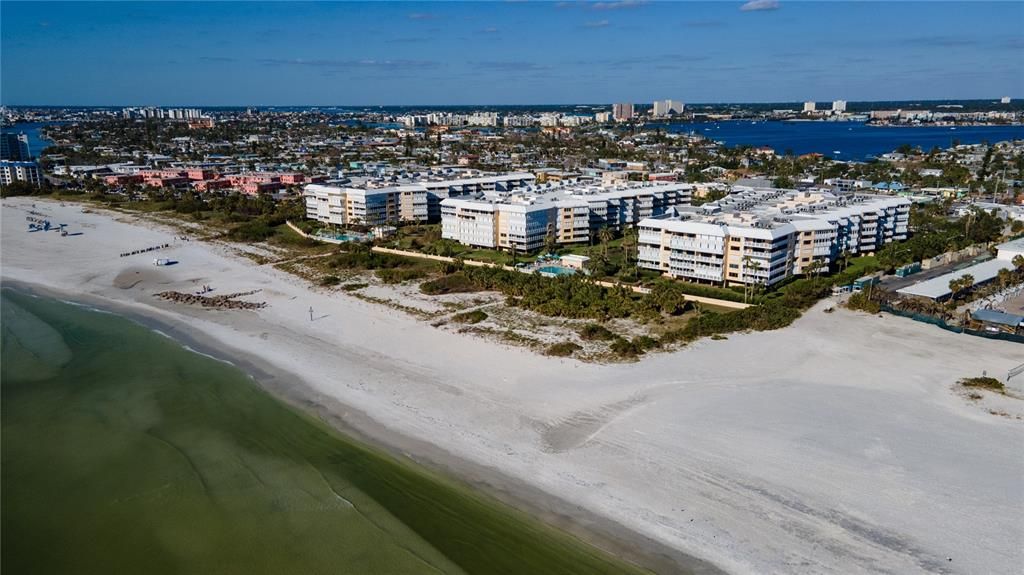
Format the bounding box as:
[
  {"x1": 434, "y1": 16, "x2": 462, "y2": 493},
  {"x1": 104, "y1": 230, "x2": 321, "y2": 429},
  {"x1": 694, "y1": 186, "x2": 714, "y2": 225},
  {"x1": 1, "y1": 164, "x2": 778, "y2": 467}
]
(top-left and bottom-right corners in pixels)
[{"x1": 2, "y1": 1, "x2": 1022, "y2": 106}]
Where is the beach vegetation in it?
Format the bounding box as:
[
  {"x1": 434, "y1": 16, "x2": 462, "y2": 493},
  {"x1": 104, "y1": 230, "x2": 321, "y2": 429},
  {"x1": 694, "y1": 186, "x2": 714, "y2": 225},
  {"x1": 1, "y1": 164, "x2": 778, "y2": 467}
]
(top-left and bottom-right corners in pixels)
[
  {"x1": 846, "y1": 291, "x2": 882, "y2": 314},
  {"x1": 452, "y1": 310, "x2": 488, "y2": 324},
  {"x1": 544, "y1": 341, "x2": 582, "y2": 357},
  {"x1": 578, "y1": 323, "x2": 616, "y2": 341},
  {"x1": 875, "y1": 205, "x2": 1003, "y2": 271},
  {"x1": 959, "y1": 377, "x2": 1005, "y2": 392}
]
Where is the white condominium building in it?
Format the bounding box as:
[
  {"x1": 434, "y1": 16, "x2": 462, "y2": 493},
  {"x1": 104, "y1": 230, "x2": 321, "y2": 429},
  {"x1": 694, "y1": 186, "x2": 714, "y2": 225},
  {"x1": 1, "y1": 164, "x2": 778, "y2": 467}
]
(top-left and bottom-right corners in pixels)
[
  {"x1": 441, "y1": 181, "x2": 693, "y2": 252},
  {"x1": 0, "y1": 161, "x2": 43, "y2": 186},
  {"x1": 638, "y1": 188, "x2": 910, "y2": 286},
  {"x1": 652, "y1": 100, "x2": 685, "y2": 117},
  {"x1": 304, "y1": 171, "x2": 535, "y2": 226}
]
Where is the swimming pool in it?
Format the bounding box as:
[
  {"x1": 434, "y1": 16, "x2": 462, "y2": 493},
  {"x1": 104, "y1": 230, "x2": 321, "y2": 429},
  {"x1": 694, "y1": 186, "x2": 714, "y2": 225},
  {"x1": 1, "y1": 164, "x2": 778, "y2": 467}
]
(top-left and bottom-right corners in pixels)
[
  {"x1": 314, "y1": 231, "x2": 370, "y2": 243},
  {"x1": 537, "y1": 266, "x2": 580, "y2": 277}
]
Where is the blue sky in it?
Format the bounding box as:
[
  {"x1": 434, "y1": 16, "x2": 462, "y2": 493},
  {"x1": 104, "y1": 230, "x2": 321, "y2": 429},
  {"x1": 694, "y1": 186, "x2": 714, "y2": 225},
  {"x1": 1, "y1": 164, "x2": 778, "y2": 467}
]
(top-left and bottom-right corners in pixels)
[{"x1": 2, "y1": 1, "x2": 1021, "y2": 106}]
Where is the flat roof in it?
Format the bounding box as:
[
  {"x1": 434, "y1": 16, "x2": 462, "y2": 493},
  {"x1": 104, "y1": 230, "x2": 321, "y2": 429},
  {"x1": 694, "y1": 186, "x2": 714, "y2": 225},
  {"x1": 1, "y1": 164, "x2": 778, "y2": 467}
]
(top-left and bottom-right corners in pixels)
[
  {"x1": 996, "y1": 237, "x2": 1024, "y2": 257},
  {"x1": 972, "y1": 308, "x2": 1024, "y2": 327},
  {"x1": 897, "y1": 258, "x2": 1013, "y2": 300}
]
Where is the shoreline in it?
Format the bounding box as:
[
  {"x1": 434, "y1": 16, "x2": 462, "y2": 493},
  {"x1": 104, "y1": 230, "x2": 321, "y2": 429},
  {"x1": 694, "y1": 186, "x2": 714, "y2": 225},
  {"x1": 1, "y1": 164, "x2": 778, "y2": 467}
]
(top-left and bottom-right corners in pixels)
[
  {"x1": 3, "y1": 197, "x2": 1021, "y2": 575},
  {"x1": 1, "y1": 278, "x2": 720, "y2": 575}
]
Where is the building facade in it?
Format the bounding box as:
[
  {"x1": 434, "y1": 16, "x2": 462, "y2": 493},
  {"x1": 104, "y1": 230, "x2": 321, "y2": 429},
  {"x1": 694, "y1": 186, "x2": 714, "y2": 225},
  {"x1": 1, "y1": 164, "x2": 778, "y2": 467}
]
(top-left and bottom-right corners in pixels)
[
  {"x1": 638, "y1": 189, "x2": 910, "y2": 286},
  {"x1": 0, "y1": 133, "x2": 32, "y2": 161},
  {"x1": 612, "y1": 103, "x2": 635, "y2": 122},
  {"x1": 441, "y1": 181, "x2": 694, "y2": 252},
  {"x1": 303, "y1": 171, "x2": 536, "y2": 227},
  {"x1": 652, "y1": 100, "x2": 684, "y2": 117},
  {"x1": 0, "y1": 161, "x2": 44, "y2": 186}
]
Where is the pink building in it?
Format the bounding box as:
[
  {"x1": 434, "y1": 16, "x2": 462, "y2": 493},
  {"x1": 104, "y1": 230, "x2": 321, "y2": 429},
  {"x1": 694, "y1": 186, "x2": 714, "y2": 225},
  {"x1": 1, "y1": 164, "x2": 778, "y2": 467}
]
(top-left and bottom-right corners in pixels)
[
  {"x1": 148, "y1": 177, "x2": 190, "y2": 188},
  {"x1": 278, "y1": 172, "x2": 305, "y2": 184},
  {"x1": 104, "y1": 174, "x2": 144, "y2": 186},
  {"x1": 192, "y1": 179, "x2": 232, "y2": 192},
  {"x1": 186, "y1": 169, "x2": 215, "y2": 181},
  {"x1": 240, "y1": 181, "x2": 283, "y2": 195}
]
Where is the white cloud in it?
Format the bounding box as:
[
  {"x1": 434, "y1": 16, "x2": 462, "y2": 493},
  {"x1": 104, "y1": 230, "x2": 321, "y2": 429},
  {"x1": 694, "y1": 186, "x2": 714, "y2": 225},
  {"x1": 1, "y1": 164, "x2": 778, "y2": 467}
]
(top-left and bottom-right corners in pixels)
[{"x1": 740, "y1": 0, "x2": 779, "y2": 12}]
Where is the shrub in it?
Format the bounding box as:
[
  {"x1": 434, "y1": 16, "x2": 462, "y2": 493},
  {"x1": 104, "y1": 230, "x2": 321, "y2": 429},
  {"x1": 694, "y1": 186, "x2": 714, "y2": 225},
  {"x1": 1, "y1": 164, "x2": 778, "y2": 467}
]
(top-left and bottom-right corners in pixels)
[
  {"x1": 319, "y1": 275, "x2": 341, "y2": 287},
  {"x1": 228, "y1": 220, "x2": 275, "y2": 242},
  {"x1": 578, "y1": 323, "x2": 616, "y2": 341},
  {"x1": 959, "y1": 377, "x2": 1004, "y2": 391},
  {"x1": 341, "y1": 282, "x2": 368, "y2": 291},
  {"x1": 545, "y1": 341, "x2": 582, "y2": 357},
  {"x1": 376, "y1": 268, "x2": 427, "y2": 284},
  {"x1": 452, "y1": 310, "x2": 488, "y2": 324},
  {"x1": 632, "y1": 335, "x2": 661, "y2": 350},
  {"x1": 847, "y1": 291, "x2": 882, "y2": 314},
  {"x1": 420, "y1": 272, "x2": 480, "y2": 295},
  {"x1": 606, "y1": 333, "x2": 638, "y2": 356}
]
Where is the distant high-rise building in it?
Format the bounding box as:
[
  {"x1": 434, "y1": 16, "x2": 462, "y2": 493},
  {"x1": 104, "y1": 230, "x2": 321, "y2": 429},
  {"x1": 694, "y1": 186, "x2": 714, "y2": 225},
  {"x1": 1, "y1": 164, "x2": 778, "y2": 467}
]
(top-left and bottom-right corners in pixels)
[
  {"x1": 0, "y1": 132, "x2": 32, "y2": 161},
  {"x1": 803, "y1": 101, "x2": 817, "y2": 113},
  {"x1": 832, "y1": 100, "x2": 847, "y2": 112},
  {"x1": 652, "y1": 99, "x2": 684, "y2": 117},
  {"x1": 595, "y1": 111, "x2": 612, "y2": 123},
  {"x1": 612, "y1": 103, "x2": 635, "y2": 121},
  {"x1": 1001, "y1": 96, "x2": 1011, "y2": 104}
]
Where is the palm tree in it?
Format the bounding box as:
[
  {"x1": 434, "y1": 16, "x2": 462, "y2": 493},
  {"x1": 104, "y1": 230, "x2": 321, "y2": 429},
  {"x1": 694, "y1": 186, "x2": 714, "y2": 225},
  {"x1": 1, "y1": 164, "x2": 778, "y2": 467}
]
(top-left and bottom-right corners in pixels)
[
  {"x1": 741, "y1": 255, "x2": 762, "y2": 303},
  {"x1": 997, "y1": 268, "x2": 1012, "y2": 290},
  {"x1": 747, "y1": 258, "x2": 763, "y2": 299},
  {"x1": 598, "y1": 226, "x2": 613, "y2": 258},
  {"x1": 948, "y1": 274, "x2": 974, "y2": 300},
  {"x1": 810, "y1": 258, "x2": 829, "y2": 279},
  {"x1": 622, "y1": 227, "x2": 638, "y2": 280},
  {"x1": 544, "y1": 223, "x2": 558, "y2": 256}
]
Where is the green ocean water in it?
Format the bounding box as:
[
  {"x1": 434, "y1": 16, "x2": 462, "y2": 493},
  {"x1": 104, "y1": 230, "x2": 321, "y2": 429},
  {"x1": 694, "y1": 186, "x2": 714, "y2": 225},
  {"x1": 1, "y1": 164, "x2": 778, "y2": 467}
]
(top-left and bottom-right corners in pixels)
[{"x1": 1, "y1": 289, "x2": 647, "y2": 575}]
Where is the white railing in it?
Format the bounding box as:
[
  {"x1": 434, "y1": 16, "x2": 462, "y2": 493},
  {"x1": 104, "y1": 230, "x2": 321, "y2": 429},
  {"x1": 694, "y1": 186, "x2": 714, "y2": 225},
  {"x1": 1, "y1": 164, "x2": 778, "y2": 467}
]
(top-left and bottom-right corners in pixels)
[{"x1": 1009, "y1": 363, "x2": 1024, "y2": 382}]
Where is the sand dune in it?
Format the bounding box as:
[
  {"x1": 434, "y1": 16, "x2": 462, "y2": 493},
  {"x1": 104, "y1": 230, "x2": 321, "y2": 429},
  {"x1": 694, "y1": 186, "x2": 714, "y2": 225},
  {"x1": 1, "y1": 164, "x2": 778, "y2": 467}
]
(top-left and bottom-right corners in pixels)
[{"x1": 2, "y1": 197, "x2": 1021, "y2": 574}]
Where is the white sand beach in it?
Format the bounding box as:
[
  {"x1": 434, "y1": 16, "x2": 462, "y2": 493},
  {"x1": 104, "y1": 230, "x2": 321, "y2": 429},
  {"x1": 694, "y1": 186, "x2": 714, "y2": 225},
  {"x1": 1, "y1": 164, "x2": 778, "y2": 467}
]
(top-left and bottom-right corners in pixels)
[{"x1": 3, "y1": 197, "x2": 1022, "y2": 574}]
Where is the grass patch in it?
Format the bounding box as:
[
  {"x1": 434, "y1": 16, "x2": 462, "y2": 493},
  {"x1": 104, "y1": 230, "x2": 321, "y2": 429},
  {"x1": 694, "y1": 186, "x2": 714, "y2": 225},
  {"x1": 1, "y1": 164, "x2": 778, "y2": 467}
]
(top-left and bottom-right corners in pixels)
[
  {"x1": 544, "y1": 341, "x2": 582, "y2": 357},
  {"x1": 420, "y1": 272, "x2": 482, "y2": 295},
  {"x1": 959, "y1": 377, "x2": 1005, "y2": 392},
  {"x1": 452, "y1": 310, "x2": 488, "y2": 324},
  {"x1": 578, "y1": 324, "x2": 616, "y2": 341},
  {"x1": 376, "y1": 267, "x2": 428, "y2": 284},
  {"x1": 608, "y1": 336, "x2": 659, "y2": 358}
]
